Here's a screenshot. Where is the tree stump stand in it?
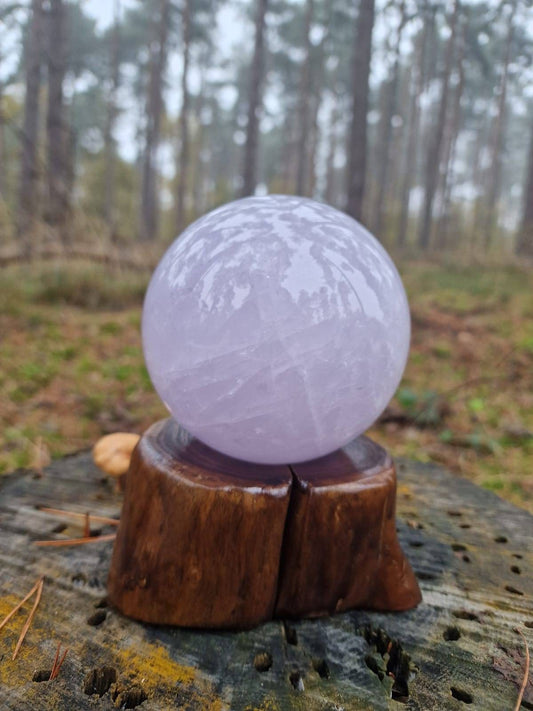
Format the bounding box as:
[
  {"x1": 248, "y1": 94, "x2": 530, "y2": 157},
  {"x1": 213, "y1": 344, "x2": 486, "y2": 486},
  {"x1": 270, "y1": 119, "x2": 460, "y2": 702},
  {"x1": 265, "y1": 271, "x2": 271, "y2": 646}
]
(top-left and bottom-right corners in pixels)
[{"x1": 107, "y1": 419, "x2": 421, "y2": 628}]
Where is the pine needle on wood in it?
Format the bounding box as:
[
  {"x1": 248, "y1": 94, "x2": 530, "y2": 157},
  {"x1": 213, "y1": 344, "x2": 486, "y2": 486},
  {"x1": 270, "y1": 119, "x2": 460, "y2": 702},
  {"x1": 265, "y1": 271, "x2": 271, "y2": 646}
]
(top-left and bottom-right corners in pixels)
[
  {"x1": 49, "y1": 642, "x2": 69, "y2": 680},
  {"x1": 12, "y1": 577, "x2": 44, "y2": 660},
  {"x1": 514, "y1": 627, "x2": 531, "y2": 711},
  {"x1": 0, "y1": 576, "x2": 43, "y2": 633},
  {"x1": 34, "y1": 533, "x2": 116, "y2": 547},
  {"x1": 38, "y1": 506, "x2": 119, "y2": 526}
]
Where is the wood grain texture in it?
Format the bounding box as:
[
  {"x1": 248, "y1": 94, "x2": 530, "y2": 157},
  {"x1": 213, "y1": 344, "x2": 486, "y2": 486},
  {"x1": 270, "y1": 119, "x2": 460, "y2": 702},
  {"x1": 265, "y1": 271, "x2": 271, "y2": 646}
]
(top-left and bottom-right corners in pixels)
[
  {"x1": 277, "y1": 440, "x2": 421, "y2": 617},
  {"x1": 0, "y1": 451, "x2": 532, "y2": 709},
  {"x1": 108, "y1": 419, "x2": 292, "y2": 628},
  {"x1": 108, "y1": 419, "x2": 420, "y2": 627}
]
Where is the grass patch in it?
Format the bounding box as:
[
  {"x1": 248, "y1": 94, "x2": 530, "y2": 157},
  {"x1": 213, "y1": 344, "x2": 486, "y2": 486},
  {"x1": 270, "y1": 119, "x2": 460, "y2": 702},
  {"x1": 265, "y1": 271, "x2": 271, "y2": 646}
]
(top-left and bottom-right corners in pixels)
[
  {"x1": 0, "y1": 262, "x2": 149, "y2": 311},
  {"x1": 0, "y1": 259, "x2": 532, "y2": 512}
]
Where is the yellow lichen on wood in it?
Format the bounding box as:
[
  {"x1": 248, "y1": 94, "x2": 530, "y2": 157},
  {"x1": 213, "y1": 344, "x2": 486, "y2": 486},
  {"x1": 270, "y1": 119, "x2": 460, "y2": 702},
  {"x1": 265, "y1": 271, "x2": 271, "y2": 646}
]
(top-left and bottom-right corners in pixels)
[
  {"x1": 116, "y1": 643, "x2": 228, "y2": 708},
  {"x1": 243, "y1": 698, "x2": 281, "y2": 711},
  {"x1": 0, "y1": 595, "x2": 46, "y2": 688},
  {"x1": 117, "y1": 643, "x2": 196, "y2": 686}
]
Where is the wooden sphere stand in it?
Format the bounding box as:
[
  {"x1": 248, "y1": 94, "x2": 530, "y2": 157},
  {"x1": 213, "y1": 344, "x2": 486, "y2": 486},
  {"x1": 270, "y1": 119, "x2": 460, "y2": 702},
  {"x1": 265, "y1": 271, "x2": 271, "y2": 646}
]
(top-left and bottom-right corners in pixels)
[{"x1": 108, "y1": 419, "x2": 421, "y2": 629}]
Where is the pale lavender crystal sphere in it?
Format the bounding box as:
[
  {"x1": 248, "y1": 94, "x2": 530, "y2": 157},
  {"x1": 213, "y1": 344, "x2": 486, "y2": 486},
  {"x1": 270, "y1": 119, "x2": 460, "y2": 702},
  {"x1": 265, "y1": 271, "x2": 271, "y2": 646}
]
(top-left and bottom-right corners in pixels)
[{"x1": 142, "y1": 195, "x2": 410, "y2": 465}]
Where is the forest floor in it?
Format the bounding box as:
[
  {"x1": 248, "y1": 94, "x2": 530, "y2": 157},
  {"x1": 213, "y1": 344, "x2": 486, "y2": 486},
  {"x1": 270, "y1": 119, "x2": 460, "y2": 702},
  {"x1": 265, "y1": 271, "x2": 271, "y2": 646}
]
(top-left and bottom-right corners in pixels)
[{"x1": 0, "y1": 259, "x2": 532, "y2": 511}]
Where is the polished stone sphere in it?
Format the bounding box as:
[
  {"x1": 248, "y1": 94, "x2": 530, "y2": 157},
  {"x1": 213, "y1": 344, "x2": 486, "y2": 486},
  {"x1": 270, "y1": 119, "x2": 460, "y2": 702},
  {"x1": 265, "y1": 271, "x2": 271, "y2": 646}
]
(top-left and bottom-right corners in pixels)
[{"x1": 142, "y1": 195, "x2": 410, "y2": 465}]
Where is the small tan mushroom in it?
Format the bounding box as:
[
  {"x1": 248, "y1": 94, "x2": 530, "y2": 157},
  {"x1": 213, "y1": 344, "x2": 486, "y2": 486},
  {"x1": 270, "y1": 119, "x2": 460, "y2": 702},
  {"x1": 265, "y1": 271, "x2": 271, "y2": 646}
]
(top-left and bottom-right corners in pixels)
[{"x1": 93, "y1": 433, "x2": 140, "y2": 489}]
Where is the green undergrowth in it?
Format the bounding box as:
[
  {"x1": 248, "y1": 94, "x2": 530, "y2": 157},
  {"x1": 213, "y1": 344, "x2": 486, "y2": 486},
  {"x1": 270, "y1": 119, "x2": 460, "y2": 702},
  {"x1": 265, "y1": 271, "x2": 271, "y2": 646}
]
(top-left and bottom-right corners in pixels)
[{"x1": 1, "y1": 259, "x2": 532, "y2": 511}]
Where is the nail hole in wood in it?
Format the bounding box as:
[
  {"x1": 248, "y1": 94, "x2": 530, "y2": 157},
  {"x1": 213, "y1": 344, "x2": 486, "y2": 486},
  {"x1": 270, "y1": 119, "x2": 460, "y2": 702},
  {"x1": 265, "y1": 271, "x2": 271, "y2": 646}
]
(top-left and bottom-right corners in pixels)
[
  {"x1": 32, "y1": 669, "x2": 52, "y2": 682},
  {"x1": 462, "y1": 554, "x2": 471, "y2": 563},
  {"x1": 447, "y1": 510, "x2": 463, "y2": 517},
  {"x1": 505, "y1": 585, "x2": 524, "y2": 596},
  {"x1": 408, "y1": 540, "x2": 424, "y2": 548},
  {"x1": 72, "y1": 572, "x2": 88, "y2": 585},
  {"x1": 83, "y1": 666, "x2": 117, "y2": 696},
  {"x1": 87, "y1": 610, "x2": 107, "y2": 626},
  {"x1": 312, "y1": 658, "x2": 330, "y2": 679},
  {"x1": 451, "y1": 543, "x2": 467, "y2": 552},
  {"x1": 451, "y1": 687, "x2": 473, "y2": 704},
  {"x1": 512, "y1": 553, "x2": 523, "y2": 559},
  {"x1": 416, "y1": 571, "x2": 436, "y2": 581},
  {"x1": 494, "y1": 536, "x2": 508, "y2": 543},
  {"x1": 253, "y1": 652, "x2": 272, "y2": 672},
  {"x1": 51, "y1": 523, "x2": 67, "y2": 534},
  {"x1": 283, "y1": 622, "x2": 298, "y2": 645},
  {"x1": 112, "y1": 686, "x2": 147, "y2": 708},
  {"x1": 443, "y1": 626, "x2": 461, "y2": 641},
  {"x1": 289, "y1": 670, "x2": 304, "y2": 691},
  {"x1": 361, "y1": 625, "x2": 412, "y2": 703},
  {"x1": 511, "y1": 565, "x2": 521, "y2": 575},
  {"x1": 452, "y1": 610, "x2": 479, "y2": 622},
  {"x1": 459, "y1": 523, "x2": 471, "y2": 529}
]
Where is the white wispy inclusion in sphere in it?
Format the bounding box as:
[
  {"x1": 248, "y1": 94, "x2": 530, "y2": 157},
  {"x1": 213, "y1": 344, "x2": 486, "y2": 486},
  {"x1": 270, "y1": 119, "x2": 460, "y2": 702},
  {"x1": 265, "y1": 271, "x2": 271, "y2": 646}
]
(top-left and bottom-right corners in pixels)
[{"x1": 142, "y1": 195, "x2": 410, "y2": 465}]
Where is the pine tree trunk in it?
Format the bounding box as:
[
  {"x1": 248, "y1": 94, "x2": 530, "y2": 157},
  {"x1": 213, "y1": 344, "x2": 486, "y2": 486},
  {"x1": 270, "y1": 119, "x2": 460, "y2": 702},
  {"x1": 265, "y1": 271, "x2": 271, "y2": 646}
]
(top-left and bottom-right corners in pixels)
[
  {"x1": 241, "y1": 0, "x2": 269, "y2": 197},
  {"x1": 435, "y1": 15, "x2": 466, "y2": 249},
  {"x1": 17, "y1": 0, "x2": 44, "y2": 254},
  {"x1": 325, "y1": 103, "x2": 339, "y2": 205},
  {"x1": 104, "y1": 0, "x2": 121, "y2": 237},
  {"x1": 306, "y1": 93, "x2": 321, "y2": 197},
  {"x1": 192, "y1": 88, "x2": 205, "y2": 218},
  {"x1": 517, "y1": 115, "x2": 533, "y2": 257},
  {"x1": 280, "y1": 111, "x2": 297, "y2": 192},
  {"x1": 175, "y1": 0, "x2": 191, "y2": 233},
  {"x1": 397, "y1": 8, "x2": 433, "y2": 248},
  {"x1": 46, "y1": 0, "x2": 68, "y2": 231},
  {"x1": 46, "y1": 0, "x2": 70, "y2": 243},
  {"x1": 295, "y1": 0, "x2": 313, "y2": 196},
  {"x1": 417, "y1": 0, "x2": 459, "y2": 250},
  {"x1": 345, "y1": 0, "x2": 376, "y2": 222},
  {"x1": 0, "y1": 77, "x2": 5, "y2": 200},
  {"x1": 372, "y1": 0, "x2": 407, "y2": 239},
  {"x1": 482, "y1": 0, "x2": 517, "y2": 248},
  {"x1": 140, "y1": 0, "x2": 170, "y2": 241}
]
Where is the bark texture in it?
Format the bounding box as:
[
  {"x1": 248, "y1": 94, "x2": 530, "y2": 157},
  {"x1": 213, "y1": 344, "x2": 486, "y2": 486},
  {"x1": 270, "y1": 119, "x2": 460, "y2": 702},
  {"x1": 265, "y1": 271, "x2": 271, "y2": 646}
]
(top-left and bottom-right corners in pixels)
[
  {"x1": 295, "y1": 0, "x2": 314, "y2": 196},
  {"x1": 372, "y1": 0, "x2": 407, "y2": 239},
  {"x1": 345, "y1": 0, "x2": 376, "y2": 222},
  {"x1": 17, "y1": 0, "x2": 45, "y2": 253},
  {"x1": 418, "y1": 0, "x2": 459, "y2": 250},
  {"x1": 517, "y1": 115, "x2": 533, "y2": 256},
  {"x1": 104, "y1": 0, "x2": 121, "y2": 236},
  {"x1": 140, "y1": 0, "x2": 170, "y2": 241},
  {"x1": 175, "y1": 0, "x2": 191, "y2": 233},
  {"x1": 482, "y1": 0, "x2": 517, "y2": 247},
  {"x1": 46, "y1": 0, "x2": 70, "y2": 239},
  {"x1": 241, "y1": 0, "x2": 269, "y2": 197}
]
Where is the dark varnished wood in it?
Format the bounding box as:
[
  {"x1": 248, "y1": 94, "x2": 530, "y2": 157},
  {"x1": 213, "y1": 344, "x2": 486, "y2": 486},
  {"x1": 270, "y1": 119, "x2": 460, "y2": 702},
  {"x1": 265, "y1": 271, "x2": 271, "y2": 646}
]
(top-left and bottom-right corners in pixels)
[
  {"x1": 108, "y1": 418, "x2": 421, "y2": 628},
  {"x1": 276, "y1": 442, "x2": 422, "y2": 617},
  {"x1": 108, "y1": 419, "x2": 292, "y2": 628}
]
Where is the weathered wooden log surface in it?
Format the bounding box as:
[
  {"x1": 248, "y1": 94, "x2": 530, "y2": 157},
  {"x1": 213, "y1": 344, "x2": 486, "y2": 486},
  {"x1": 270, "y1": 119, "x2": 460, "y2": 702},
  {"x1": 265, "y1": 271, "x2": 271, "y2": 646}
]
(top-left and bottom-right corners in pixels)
[
  {"x1": 108, "y1": 420, "x2": 420, "y2": 627},
  {"x1": 0, "y1": 451, "x2": 532, "y2": 710}
]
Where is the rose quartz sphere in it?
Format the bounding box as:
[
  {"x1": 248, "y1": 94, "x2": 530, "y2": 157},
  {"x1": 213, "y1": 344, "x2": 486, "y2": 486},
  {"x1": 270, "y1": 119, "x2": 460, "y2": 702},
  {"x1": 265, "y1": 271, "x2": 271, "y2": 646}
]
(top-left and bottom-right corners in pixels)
[{"x1": 142, "y1": 195, "x2": 410, "y2": 465}]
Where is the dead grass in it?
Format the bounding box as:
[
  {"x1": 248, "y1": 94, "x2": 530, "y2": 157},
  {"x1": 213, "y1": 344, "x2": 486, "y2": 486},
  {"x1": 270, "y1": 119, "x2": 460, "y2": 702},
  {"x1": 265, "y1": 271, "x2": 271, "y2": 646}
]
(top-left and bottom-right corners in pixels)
[{"x1": 0, "y1": 259, "x2": 532, "y2": 511}]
